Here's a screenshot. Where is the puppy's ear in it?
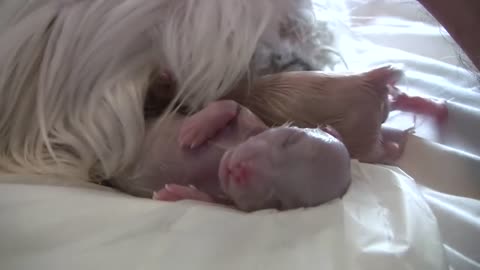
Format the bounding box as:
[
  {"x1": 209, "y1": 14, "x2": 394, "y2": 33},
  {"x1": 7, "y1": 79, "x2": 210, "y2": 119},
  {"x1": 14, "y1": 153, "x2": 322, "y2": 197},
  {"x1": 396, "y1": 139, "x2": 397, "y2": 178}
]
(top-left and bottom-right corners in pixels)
[{"x1": 364, "y1": 65, "x2": 404, "y2": 86}]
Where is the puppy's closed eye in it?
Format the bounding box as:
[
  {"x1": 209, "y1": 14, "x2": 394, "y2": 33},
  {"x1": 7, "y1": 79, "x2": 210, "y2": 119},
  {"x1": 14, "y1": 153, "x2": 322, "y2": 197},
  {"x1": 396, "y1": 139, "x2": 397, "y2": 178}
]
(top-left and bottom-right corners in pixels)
[{"x1": 281, "y1": 132, "x2": 304, "y2": 148}]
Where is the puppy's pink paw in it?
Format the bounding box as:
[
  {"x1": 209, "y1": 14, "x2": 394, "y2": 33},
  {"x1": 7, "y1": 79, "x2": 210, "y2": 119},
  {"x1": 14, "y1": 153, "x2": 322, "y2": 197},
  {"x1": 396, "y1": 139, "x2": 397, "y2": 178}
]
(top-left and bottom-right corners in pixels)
[
  {"x1": 153, "y1": 184, "x2": 214, "y2": 203},
  {"x1": 178, "y1": 100, "x2": 240, "y2": 149},
  {"x1": 178, "y1": 120, "x2": 212, "y2": 149}
]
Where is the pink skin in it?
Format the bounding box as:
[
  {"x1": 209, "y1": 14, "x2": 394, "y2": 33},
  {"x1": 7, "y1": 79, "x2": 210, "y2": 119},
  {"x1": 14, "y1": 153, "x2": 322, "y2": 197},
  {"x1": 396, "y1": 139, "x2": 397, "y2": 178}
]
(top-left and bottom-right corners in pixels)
[
  {"x1": 359, "y1": 68, "x2": 448, "y2": 164},
  {"x1": 152, "y1": 91, "x2": 448, "y2": 210},
  {"x1": 154, "y1": 100, "x2": 351, "y2": 211},
  {"x1": 369, "y1": 90, "x2": 448, "y2": 163},
  {"x1": 390, "y1": 89, "x2": 448, "y2": 122},
  {"x1": 154, "y1": 100, "x2": 255, "y2": 205},
  {"x1": 153, "y1": 184, "x2": 215, "y2": 203},
  {"x1": 178, "y1": 100, "x2": 240, "y2": 148},
  {"x1": 151, "y1": 68, "x2": 449, "y2": 211},
  {"x1": 218, "y1": 127, "x2": 351, "y2": 211}
]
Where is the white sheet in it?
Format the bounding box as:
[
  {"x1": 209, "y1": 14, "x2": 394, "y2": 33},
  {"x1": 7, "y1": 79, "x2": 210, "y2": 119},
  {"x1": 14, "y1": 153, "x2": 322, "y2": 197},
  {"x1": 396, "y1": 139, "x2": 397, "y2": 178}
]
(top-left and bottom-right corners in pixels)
[
  {"x1": 0, "y1": 161, "x2": 448, "y2": 270},
  {"x1": 343, "y1": 0, "x2": 480, "y2": 269},
  {"x1": 1, "y1": 1, "x2": 479, "y2": 270}
]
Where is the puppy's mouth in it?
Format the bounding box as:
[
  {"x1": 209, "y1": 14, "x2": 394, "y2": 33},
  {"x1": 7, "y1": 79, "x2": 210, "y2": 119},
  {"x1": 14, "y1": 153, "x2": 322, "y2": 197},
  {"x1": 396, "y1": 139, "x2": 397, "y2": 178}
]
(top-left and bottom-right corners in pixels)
[{"x1": 319, "y1": 125, "x2": 343, "y2": 141}]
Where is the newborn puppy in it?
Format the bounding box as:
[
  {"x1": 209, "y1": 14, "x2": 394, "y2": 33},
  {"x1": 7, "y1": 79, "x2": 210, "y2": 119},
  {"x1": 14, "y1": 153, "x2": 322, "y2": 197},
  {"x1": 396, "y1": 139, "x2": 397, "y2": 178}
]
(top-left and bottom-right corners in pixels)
[
  {"x1": 218, "y1": 127, "x2": 350, "y2": 211},
  {"x1": 111, "y1": 100, "x2": 351, "y2": 212},
  {"x1": 228, "y1": 66, "x2": 448, "y2": 164}
]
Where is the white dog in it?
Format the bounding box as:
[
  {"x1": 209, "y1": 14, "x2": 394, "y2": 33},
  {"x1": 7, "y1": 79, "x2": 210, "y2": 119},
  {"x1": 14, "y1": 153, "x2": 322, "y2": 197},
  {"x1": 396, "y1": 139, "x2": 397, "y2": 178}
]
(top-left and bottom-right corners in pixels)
[{"x1": 0, "y1": 0, "x2": 344, "y2": 184}]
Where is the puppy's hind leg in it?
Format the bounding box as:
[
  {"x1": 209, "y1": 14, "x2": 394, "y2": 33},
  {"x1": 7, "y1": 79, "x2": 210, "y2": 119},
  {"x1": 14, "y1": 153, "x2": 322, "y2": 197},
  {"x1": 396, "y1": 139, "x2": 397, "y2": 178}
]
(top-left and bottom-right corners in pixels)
[
  {"x1": 153, "y1": 184, "x2": 215, "y2": 203},
  {"x1": 389, "y1": 87, "x2": 449, "y2": 122}
]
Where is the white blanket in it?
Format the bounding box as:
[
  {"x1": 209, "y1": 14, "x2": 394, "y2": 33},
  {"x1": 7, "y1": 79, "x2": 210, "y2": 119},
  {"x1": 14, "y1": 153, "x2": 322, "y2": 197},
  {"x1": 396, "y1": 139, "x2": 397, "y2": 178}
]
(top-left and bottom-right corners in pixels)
[
  {"x1": 0, "y1": 161, "x2": 447, "y2": 270},
  {"x1": 344, "y1": 0, "x2": 480, "y2": 269},
  {"x1": 1, "y1": 1, "x2": 479, "y2": 270}
]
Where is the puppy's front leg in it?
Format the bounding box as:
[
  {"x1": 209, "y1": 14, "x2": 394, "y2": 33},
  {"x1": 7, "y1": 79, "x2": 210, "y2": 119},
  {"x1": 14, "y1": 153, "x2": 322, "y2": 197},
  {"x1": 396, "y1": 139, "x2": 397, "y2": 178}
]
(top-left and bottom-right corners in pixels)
[{"x1": 178, "y1": 100, "x2": 240, "y2": 148}]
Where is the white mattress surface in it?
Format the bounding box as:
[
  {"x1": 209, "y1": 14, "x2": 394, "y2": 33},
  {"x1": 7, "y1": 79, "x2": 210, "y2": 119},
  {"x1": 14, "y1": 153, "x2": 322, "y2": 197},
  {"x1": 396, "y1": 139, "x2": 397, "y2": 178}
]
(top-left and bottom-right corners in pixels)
[
  {"x1": 0, "y1": 161, "x2": 447, "y2": 270},
  {"x1": 344, "y1": 1, "x2": 480, "y2": 269},
  {"x1": 1, "y1": 1, "x2": 480, "y2": 270}
]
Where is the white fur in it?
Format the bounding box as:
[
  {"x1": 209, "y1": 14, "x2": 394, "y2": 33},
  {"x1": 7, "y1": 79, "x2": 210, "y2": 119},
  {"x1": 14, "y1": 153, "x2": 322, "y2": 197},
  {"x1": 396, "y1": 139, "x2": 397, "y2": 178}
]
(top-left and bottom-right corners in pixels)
[{"x1": 0, "y1": 0, "x2": 341, "y2": 182}]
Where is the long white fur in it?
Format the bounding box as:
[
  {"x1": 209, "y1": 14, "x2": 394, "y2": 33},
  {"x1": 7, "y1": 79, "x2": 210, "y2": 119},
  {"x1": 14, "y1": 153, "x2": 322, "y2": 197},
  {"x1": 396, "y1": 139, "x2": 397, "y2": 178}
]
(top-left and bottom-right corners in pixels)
[{"x1": 0, "y1": 0, "x2": 341, "y2": 183}]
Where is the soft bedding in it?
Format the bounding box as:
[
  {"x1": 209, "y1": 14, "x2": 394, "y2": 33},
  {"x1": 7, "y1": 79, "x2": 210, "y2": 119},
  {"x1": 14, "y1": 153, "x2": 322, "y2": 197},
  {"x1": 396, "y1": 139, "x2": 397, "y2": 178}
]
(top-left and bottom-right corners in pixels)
[
  {"x1": 1, "y1": 1, "x2": 479, "y2": 270},
  {"x1": 345, "y1": 0, "x2": 480, "y2": 269},
  {"x1": 0, "y1": 161, "x2": 447, "y2": 270}
]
